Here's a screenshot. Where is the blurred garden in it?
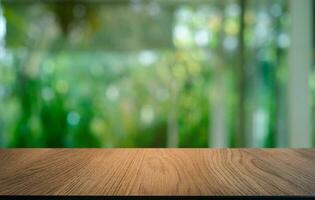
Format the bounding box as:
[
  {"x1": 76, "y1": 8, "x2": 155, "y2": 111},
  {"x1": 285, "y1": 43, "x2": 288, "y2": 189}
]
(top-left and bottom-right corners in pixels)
[{"x1": 0, "y1": 0, "x2": 313, "y2": 148}]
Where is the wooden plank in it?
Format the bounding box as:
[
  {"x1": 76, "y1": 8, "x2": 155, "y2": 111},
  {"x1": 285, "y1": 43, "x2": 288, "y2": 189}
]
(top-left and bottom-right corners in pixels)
[{"x1": 0, "y1": 149, "x2": 315, "y2": 195}]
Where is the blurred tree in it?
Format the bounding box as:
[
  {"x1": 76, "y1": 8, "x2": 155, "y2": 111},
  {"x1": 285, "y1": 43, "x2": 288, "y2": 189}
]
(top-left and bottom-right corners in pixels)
[
  {"x1": 0, "y1": 0, "x2": 297, "y2": 148},
  {"x1": 236, "y1": 0, "x2": 247, "y2": 147}
]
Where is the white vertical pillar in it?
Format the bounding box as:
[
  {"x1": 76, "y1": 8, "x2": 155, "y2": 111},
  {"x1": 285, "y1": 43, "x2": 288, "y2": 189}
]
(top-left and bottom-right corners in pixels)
[
  {"x1": 0, "y1": 4, "x2": 6, "y2": 147},
  {"x1": 210, "y1": 72, "x2": 228, "y2": 147},
  {"x1": 288, "y1": 0, "x2": 313, "y2": 147},
  {"x1": 167, "y1": 81, "x2": 178, "y2": 147}
]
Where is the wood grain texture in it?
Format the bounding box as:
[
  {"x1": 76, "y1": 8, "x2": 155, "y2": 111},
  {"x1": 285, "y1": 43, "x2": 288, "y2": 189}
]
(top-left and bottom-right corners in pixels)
[{"x1": 0, "y1": 149, "x2": 315, "y2": 196}]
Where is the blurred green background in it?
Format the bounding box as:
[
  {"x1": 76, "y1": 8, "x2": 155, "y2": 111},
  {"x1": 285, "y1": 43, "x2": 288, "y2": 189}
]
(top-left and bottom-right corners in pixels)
[{"x1": 0, "y1": 0, "x2": 314, "y2": 148}]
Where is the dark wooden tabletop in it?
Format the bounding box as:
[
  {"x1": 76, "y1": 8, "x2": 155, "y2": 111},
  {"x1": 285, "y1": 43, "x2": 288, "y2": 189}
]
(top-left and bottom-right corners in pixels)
[{"x1": 0, "y1": 149, "x2": 315, "y2": 196}]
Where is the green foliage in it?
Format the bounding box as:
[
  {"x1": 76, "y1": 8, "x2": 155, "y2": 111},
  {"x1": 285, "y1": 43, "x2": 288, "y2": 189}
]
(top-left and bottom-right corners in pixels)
[{"x1": 0, "y1": 0, "x2": 294, "y2": 148}]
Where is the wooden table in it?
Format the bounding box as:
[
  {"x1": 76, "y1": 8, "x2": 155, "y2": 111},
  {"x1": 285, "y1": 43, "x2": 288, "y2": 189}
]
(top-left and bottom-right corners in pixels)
[{"x1": 0, "y1": 149, "x2": 315, "y2": 196}]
